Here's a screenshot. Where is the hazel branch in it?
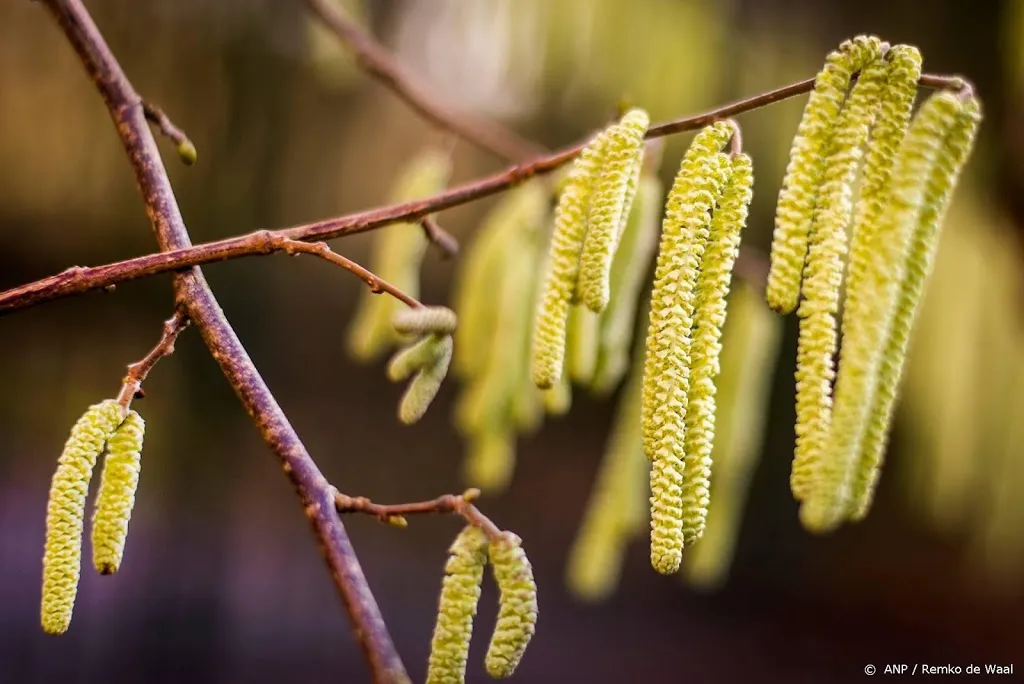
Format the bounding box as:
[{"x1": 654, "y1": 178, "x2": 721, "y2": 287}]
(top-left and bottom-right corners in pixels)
[
  {"x1": 420, "y1": 216, "x2": 459, "y2": 258},
  {"x1": 302, "y1": 0, "x2": 544, "y2": 162},
  {"x1": 115, "y1": 308, "x2": 190, "y2": 410},
  {"x1": 334, "y1": 488, "x2": 504, "y2": 541},
  {"x1": 142, "y1": 101, "x2": 197, "y2": 166},
  {"x1": 39, "y1": 2, "x2": 409, "y2": 682}
]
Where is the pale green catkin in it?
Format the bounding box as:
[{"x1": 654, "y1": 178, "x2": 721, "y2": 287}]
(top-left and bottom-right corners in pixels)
[
  {"x1": 41, "y1": 400, "x2": 125, "y2": 635},
  {"x1": 799, "y1": 92, "x2": 970, "y2": 531},
  {"x1": 566, "y1": 305, "x2": 601, "y2": 386},
  {"x1": 767, "y1": 35, "x2": 886, "y2": 314},
  {"x1": 566, "y1": 359, "x2": 648, "y2": 602},
  {"x1": 542, "y1": 373, "x2": 572, "y2": 416},
  {"x1": 393, "y1": 306, "x2": 458, "y2": 336},
  {"x1": 593, "y1": 167, "x2": 664, "y2": 395},
  {"x1": 462, "y1": 429, "x2": 517, "y2": 494},
  {"x1": 388, "y1": 335, "x2": 449, "y2": 382},
  {"x1": 576, "y1": 108, "x2": 650, "y2": 313},
  {"x1": 91, "y1": 410, "x2": 145, "y2": 576},
  {"x1": 485, "y1": 532, "x2": 538, "y2": 679},
  {"x1": 790, "y1": 49, "x2": 888, "y2": 505},
  {"x1": 644, "y1": 123, "x2": 731, "y2": 576},
  {"x1": 398, "y1": 334, "x2": 453, "y2": 424},
  {"x1": 847, "y1": 94, "x2": 982, "y2": 523},
  {"x1": 426, "y1": 525, "x2": 489, "y2": 684},
  {"x1": 682, "y1": 283, "x2": 782, "y2": 590},
  {"x1": 347, "y1": 149, "x2": 453, "y2": 361},
  {"x1": 531, "y1": 130, "x2": 611, "y2": 389},
  {"x1": 681, "y1": 153, "x2": 754, "y2": 546}
]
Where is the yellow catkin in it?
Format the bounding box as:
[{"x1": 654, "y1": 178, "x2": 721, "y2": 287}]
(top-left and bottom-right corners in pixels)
[
  {"x1": 426, "y1": 525, "x2": 489, "y2": 684},
  {"x1": 790, "y1": 49, "x2": 888, "y2": 505},
  {"x1": 593, "y1": 166, "x2": 664, "y2": 395},
  {"x1": 644, "y1": 122, "x2": 731, "y2": 576},
  {"x1": 463, "y1": 429, "x2": 516, "y2": 494},
  {"x1": 566, "y1": 359, "x2": 648, "y2": 602},
  {"x1": 576, "y1": 108, "x2": 650, "y2": 313},
  {"x1": 566, "y1": 305, "x2": 601, "y2": 386},
  {"x1": 681, "y1": 153, "x2": 754, "y2": 546},
  {"x1": 91, "y1": 410, "x2": 145, "y2": 576},
  {"x1": 683, "y1": 283, "x2": 782, "y2": 590},
  {"x1": 388, "y1": 335, "x2": 449, "y2": 382},
  {"x1": 531, "y1": 130, "x2": 611, "y2": 389},
  {"x1": 846, "y1": 94, "x2": 981, "y2": 522},
  {"x1": 41, "y1": 399, "x2": 125, "y2": 635},
  {"x1": 347, "y1": 149, "x2": 453, "y2": 361},
  {"x1": 393, "y1": 306, "x2": 458, "y2": 336},
  {"x1": 398, "y1": 334, "x2": 454, "y2": 424},
  {"x1": 766, "y1": 35, "x2": 886, "y2": 314},
  {"x1": 485, "y1": 532, "x2": 538, "y2": 679}
]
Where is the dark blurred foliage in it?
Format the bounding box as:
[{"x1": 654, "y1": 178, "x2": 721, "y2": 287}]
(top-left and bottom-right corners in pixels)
[{"x1": 1, "y1": 1, "x2": 1021, "y2": 682}]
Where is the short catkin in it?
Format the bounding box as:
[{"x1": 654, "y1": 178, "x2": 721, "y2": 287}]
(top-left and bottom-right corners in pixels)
[
  {"x1": 426, "y1": 525, "x2": 489, "y2": 684},
  {"x1": 644, "y1": 122, "x2": 732, "y2": 576},
  {"x1": 91, "y1": 409, "x2": 146, "y2": 575},
  {"x1": 41, "y1": 399, "x2": 125, "y2": 635},
  {"x1": 395, "y1": 334, "x2": 454, "y2": 424},
  {"x1": 847, "y1": 93, "x2": 982, "y2": 523},
  {"x1": 789, "y1": 46, "x2": 888, "y2": 504},
  {"x1": 681, "y1": 152, "x2": 754, "y2": 546},
  {"x1": 485, "y1": 532, "x2": 538, "y2": 679},
  {"x1": 393, "y1": 305, "x2": 458, "y2": 336},
  {"x1": 766, "y1": 35, "x2": 886, "y2": 315}
]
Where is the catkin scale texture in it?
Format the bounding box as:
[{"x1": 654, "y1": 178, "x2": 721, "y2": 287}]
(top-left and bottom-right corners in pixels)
[
  {"x1": 767, "y1": 36, "x2": 885, "y2": 315},
  {"x1": 426, "y1": 526, "x2": 489, "y2": 684},
  {"x1": 91, "y1": 410, "x2": 145, "y2": 575},
  {"x1": 681, "y1": 153, "x2": 754, "y2": 545},
  {"x1": 485, "y1": 533, "x2": 538, "y2": 678},
  {"x1": 398, "y1": 334, "x2": 453, "y2": 424},
  {"x1": 41, "y1": 400, "x2": 125, "y2": 635}
]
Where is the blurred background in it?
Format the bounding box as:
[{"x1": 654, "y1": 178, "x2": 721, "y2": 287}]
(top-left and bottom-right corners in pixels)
[{"x1": 1, "y1": 0, "x2": 1022, "y2": 682}]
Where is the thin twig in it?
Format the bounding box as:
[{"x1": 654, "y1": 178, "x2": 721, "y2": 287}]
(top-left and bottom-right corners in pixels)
[
  {"x1": 420, "y1": 216, "x2": 459, "y2": 258},
  {"x1": 0, "y1": 69, "x2": 973, "y2": 317},
  {"x1": 334, "y1": 488, "x2": 503, "y2": 541},
  {"x1": 39, "y1": 2, "x2": 410, "y2": 682},
  {"x1": 115, "y1": 308, "x2": 190, "y2": 410},
  {"x1": 277, "y1": 237, "x2": 421, "y2": 307},
  {"x1": 142, "y1": 101, "x2": 197, "y2": 166},
  {"x1": 303, "y1": 0, "x2": 543, "y2": 162}
]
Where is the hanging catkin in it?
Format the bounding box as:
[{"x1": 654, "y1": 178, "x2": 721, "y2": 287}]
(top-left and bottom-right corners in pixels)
[
  {"x1": 643, "y1": 122, "x2": 732, "y2": 575},
  {"x1": 789, "y1": 47, "x2": 888, "y2": 504},
  {"x1": 91, "y1": 409, "x2": 145, "y2": 576},
  {"x1": 766, "y1": 35, "x2": 886, "y2": 315},
  {"x1": 485, "y1": 532, "x2": 538, "y2": 679},
  {"x1": 845, "y1": 92, "x2": 982, "y2": 523},
  {"x1": 681, "y1": 152, "x2": 755, "y2": 546},
  {"x1": 41, "y1": 400, "x2": 125, "y2": 635},
  {"x1": 426, "y1": 525, "x2": 489, "y2": 684},
  {"x1": 347, "y1": 149, "x2": 453, "y2": 361}
]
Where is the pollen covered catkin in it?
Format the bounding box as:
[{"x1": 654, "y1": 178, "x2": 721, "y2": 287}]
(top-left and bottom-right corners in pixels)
[
  {"x1": 767, "y1": 35, "x2": 886, "y2": 315},
  {"x1": 681, "y1": 153, "x2": 754, "y2": 546},
  {"x1": 347, "y1": 149, "x2": 452, "y2": 361},
  {"x1": 847, "y1": 93, "x2": 982, "y2": 523},
  {"x1": 41, "y1": 399, "x2": 125, "y2": 635},
  {"x1": 576, "y1": 108, "x2": 650, "y2": 313},
  {"x1": 91, "y1": 410, "x2": 145, "y2": 576},
  {"x1": 426, "y1": 525, "x2": 489, "y2": 684},
  {"x1": 790, "y1": 50, "x2": 888, "y2": 505},
  {"x1": 532, "y1": 129, "x2": 611, "y2": 389},
  {"x1": 485, "y1": 532, "x2": 538, "y2": 679}
]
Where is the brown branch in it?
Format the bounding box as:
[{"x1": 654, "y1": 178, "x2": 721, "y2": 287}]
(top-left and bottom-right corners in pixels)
[
  {"x1": 334, "y1": 488, "x2": 503, "y2": 541},
  {"x1": 115, "y1": 307, "x2": 190, "y2": 410},
  {"x1": 142, "y1": 101, "x2": 197, "y2": 166},
  {"x1": 303, "y1": 0, "x2": 543, "y2": 163},
  {"x1": 39, "y1": 2, "x2": 410, "y2": 683},
  {"x1": 420, "y1": 216, "x2": 459, "y2": 258}
]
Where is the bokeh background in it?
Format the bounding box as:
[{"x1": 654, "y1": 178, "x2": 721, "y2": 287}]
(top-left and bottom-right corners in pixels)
[{"x1": 1, "y1": 0, "x2": 1022, "y2": 682}]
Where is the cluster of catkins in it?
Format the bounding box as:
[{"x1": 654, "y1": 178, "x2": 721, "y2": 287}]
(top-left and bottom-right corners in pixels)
[
  {"x1": 41, "y1": 400, "x2": 146, "y2": 634},
  {"x1": 426, "y1": 526, "x2": 538, "y2": 684},
  {"x1": 765, "y1": 35, "x2": 981, "y2": 533}
]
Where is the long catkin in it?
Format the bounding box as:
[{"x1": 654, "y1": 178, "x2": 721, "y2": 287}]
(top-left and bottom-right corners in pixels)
[
  {"x1": 485, "y1": 532, "x2": 538, "y2": 679},
  {"x1": 91, "y1": 410, "x2": 145, "y2": 576}
]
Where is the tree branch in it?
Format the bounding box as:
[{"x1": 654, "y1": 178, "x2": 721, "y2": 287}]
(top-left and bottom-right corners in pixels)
[
  {"x1": 0, "y1": 68, "x2": 972, "y2": 317},
  {"x1": 115, "y1": 307, "x2": 190, "y2": 410},
  {"x1": 142, "y1": 101, "x2": 197, "y2": 166},
  {"x1": 39, "y1": 2, "x2": 410, "y2": 682},
  {"x1": 303, "y1": 0, "x2": 544, "y2": 162},
  {"x1": 335, "y1": 488, "x2": 504, "y2": 541}
]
